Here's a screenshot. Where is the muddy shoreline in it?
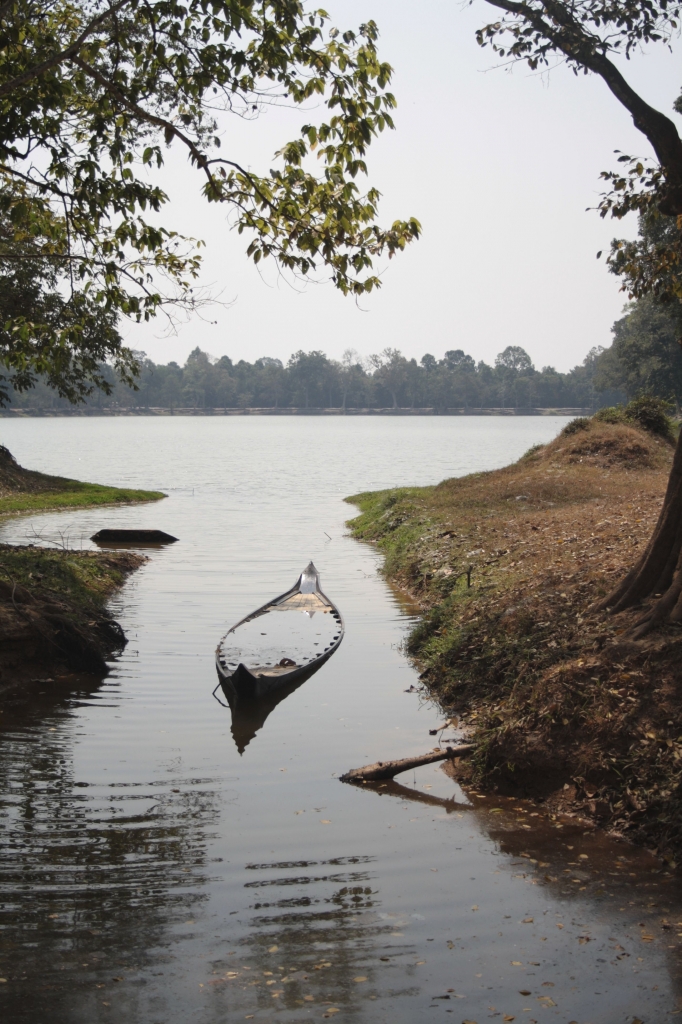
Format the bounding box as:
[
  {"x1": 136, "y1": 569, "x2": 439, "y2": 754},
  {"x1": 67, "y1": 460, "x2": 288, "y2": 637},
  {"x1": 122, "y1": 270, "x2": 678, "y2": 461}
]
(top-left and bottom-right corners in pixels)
[
  {"x1": 0, "y1": 545, "x2": 145, "y2": 694},
  {"x1": 347, "y1": 416, "x2": 682, "y2": 864},
  {"x1": 0, "y1": 445, "x2": 158, "y2": 695}
]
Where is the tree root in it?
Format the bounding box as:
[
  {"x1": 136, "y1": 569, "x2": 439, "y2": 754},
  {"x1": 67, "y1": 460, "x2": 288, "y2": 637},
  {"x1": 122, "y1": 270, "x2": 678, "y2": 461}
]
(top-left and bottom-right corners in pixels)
[
  {"x1": 596, "y1": 428, "x2": 682, "y2": 634},
  {"x1": 627, "y1": 581, "x2": 682, "y2": 639}
]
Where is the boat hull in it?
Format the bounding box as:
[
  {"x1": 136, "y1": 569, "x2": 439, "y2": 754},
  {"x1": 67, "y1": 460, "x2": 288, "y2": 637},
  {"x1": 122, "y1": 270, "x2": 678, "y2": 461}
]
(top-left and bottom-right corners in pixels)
[
  {"x1": 215, "y1": 562, "x2": 344, "y2": 701},
  {"x1": 219, "y1": 647, "x2": 337, "y2": 700}
]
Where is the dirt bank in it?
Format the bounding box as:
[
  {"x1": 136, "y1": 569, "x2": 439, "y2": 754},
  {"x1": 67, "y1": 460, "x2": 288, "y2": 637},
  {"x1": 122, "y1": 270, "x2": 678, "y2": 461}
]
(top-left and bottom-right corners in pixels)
[{"x1": 347, "y1": 417, "x2": 682, "y2": 865}]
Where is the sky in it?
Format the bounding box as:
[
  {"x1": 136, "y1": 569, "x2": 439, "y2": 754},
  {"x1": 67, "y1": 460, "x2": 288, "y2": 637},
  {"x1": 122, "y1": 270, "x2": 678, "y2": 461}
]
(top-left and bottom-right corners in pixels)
[{"x1": 123, "y1": 0, "x2": 682, "y2": 374}]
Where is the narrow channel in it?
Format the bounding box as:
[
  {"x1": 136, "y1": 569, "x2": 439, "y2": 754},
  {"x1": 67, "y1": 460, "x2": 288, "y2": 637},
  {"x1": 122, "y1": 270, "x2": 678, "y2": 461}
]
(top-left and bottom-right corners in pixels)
[{"x1": 1, "y1": 416, "x2": 681, "y2": 1024}]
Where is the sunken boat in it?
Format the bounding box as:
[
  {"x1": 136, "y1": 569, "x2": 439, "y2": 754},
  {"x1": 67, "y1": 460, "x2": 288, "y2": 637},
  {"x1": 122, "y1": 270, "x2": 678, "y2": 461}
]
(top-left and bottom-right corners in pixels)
[
  {"x1": 215, "y1": 562, "x2": 344, "y2": 702},
  {"x1": 91, "y1": 529, "x2": 178, "y2": 545}
]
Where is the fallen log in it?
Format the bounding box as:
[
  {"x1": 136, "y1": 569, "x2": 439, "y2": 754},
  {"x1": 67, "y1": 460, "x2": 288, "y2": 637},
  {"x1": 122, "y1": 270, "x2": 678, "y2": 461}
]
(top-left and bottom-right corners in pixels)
[{"x1": 339, "y1": 744, "x2": 475, "y2": 783}]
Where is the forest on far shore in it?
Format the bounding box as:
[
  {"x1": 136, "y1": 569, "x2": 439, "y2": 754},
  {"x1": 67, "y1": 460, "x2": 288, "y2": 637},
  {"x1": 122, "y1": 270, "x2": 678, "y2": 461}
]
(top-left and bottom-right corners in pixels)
[
  {"x1": 5, "y1": 288, "x2": 679, "y2": 411},
  {"x1": 5, "y1": 278, "x2": 681, "y2": 414},
  {"x1": 3, "y1": 342, "x2": 628, "y2": 413}
]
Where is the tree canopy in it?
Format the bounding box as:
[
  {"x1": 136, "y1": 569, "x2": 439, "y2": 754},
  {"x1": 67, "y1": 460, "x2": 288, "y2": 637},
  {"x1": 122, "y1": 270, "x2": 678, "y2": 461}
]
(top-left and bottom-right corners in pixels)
[
  {"x1": 0, "y1": 219, "x2": 129, "y2": 404},
  {"x1": 596, "y1": 294, "x2": 682, "y2": 406},
  {"x1": 0, "y1": 0, "x2": 419, "y2": 397},
  {"x1": 592, "y1": 213, "x2": 682, "y2": 405}
]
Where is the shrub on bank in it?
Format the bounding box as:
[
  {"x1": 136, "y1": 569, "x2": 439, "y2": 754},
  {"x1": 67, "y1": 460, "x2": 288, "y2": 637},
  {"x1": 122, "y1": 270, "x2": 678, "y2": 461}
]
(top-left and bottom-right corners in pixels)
[
  {"x1": 623, "y1": 395, "x2": 676, "y2": 440},
  {"x1": 561, "y1": 417, "x2": 590, "y2": 436},
  {"x1": 562, "y1": 395, "x2": 676, "y2": 443}
]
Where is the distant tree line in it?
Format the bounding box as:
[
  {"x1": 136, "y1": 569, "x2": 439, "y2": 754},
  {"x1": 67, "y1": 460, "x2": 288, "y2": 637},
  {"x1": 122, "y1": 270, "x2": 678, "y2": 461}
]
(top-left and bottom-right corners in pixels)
[{"x1": 2, "y1": 344, "x2": 625, "y2": 412}]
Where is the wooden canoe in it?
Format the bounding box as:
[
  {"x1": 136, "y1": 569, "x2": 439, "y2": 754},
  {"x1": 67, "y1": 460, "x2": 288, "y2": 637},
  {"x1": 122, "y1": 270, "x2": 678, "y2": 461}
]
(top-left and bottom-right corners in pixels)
[{"x1": 215, "y1": 562, "x2": 344, "y2": 701}]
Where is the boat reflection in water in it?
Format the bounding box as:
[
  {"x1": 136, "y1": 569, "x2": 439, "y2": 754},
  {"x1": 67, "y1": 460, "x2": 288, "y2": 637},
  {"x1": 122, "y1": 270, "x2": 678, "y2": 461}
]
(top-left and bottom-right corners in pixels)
[
  {"x1": 213, "y1": 562, "x2": 344, "y2": 752},
  {"x1": 214, "y1": 660, "x2": 326, "y2": 753}
]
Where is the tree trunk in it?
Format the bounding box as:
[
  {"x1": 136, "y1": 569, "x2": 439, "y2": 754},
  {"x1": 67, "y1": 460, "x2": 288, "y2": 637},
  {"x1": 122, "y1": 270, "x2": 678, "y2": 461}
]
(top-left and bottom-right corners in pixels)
[{"x1": 597, "y1": 428, "x2": 682, "y2": 637}]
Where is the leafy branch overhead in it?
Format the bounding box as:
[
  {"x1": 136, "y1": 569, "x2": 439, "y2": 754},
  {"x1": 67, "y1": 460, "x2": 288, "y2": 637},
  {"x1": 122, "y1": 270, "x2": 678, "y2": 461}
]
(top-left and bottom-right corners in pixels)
[
  {"x1": 0, "y1": 0, "x2": 419, "y2": 398},
  {"x1": 476, "y1": 0, "x2": 682, "y2": 298}
]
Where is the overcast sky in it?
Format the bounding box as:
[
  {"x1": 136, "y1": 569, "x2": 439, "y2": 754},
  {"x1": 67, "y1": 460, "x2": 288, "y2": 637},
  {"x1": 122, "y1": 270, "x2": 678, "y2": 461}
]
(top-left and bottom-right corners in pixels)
[{"x1": 124, "y1": 0, "x2": 681, "y2": 373}]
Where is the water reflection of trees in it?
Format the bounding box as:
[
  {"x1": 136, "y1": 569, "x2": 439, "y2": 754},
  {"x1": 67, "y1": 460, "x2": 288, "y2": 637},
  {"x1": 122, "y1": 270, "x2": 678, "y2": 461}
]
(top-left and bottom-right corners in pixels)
[
  {"x1": 0, "y1": 682, "x2": 220, "y2": 1024},
  {"x1": 7, "y1": 679, "x2": 682, "y2": 1023}
]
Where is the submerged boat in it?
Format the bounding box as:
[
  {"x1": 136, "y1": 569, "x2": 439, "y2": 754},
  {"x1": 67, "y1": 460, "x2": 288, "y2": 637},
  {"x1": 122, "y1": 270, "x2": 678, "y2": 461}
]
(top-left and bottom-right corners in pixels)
[
  {"x1": 215, "y1": 562, "x2": 344, "y2": 702},
  {"x1": 91, "y1": 529, "x2": 178, "y2": 545}
]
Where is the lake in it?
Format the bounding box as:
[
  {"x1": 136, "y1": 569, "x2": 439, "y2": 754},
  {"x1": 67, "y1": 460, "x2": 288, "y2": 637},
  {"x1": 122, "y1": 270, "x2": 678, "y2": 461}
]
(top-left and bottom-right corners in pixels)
[{"x1": 1, "y1": 415, "x2": 681, "y2": 1024}]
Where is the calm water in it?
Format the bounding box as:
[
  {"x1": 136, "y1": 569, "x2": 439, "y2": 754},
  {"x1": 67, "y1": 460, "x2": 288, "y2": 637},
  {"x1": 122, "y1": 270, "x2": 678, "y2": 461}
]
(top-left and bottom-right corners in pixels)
[{"x1": 1, "y1": 416, "x2": 682, "y2": 1024}]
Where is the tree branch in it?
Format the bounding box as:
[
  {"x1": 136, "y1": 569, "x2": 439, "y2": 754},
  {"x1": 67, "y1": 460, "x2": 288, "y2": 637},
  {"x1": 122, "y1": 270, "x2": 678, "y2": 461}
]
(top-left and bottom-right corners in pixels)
[
  {"x1": 71, "y1": 55, "x2": 276, "y2": 211},
  {"x1": 0, "y1": 0, "x2": 134, "y2": 99},
  {"x1": 71, "y1": 56, "x2": 212, "y2": 171},
  {"x1": 484, "y1": 0, "x2": 682, "y2": 211}
]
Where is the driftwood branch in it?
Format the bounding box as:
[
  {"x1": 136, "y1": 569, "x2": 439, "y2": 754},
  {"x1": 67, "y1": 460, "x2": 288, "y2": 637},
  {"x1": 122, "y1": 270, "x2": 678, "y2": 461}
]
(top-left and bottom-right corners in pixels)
[{"x1": 339, "y1": 744, "x2": 475, "y2": 783}]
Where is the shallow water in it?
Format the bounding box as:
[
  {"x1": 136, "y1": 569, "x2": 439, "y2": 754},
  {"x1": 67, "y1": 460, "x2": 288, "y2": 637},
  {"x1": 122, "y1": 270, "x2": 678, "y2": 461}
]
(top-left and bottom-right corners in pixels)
[{"x1": 0, "y1": 415, "x2": 681, "y2": 1024}]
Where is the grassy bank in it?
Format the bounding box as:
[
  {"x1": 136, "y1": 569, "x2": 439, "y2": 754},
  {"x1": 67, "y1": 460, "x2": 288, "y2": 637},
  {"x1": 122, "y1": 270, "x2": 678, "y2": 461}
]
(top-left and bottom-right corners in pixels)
[
  {"x1": 0, "y1": 544, "x2": 143, "y2": 608},
  {"x1": 0, "y1": 444, "x2": 164, "y2": 515},
  {"x1": 347, "y1": 416, "x2": 682, "y2": 864}
]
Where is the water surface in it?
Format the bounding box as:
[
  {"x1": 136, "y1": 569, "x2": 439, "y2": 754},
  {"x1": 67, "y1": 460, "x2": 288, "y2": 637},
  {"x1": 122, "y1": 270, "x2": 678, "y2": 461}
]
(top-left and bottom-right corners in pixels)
[{"x1": 1, "y1": 416, "x2": 681, "y2": 1024}]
